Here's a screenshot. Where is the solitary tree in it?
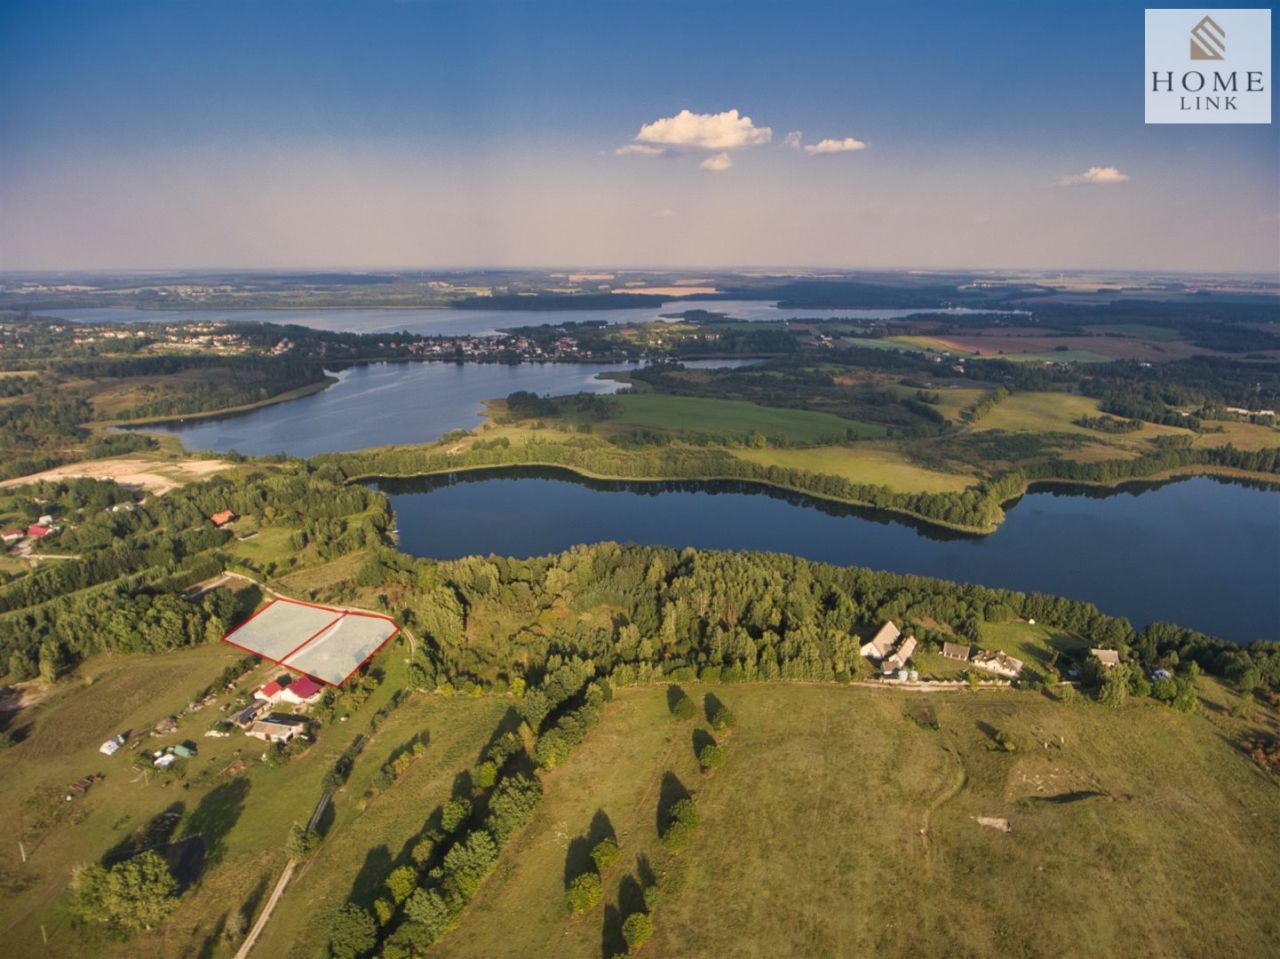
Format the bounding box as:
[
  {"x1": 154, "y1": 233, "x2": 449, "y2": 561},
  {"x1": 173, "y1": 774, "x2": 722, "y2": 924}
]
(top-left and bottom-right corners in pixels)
[
  {"x1": 590, "y1": 837, "x2": 620, "y2": 871},
  {"x1": 564, "y1": 872, "x2": 603, "y2": 914},
  {"x1": 622, "y1": 911, "x2": 654, "y2": 952},
  {"x1": 72, "y1": 850, "x2": 179, "y2": 933},
  {"x1": 698, "y1": 744, "x2": 726, "y2": 770}
]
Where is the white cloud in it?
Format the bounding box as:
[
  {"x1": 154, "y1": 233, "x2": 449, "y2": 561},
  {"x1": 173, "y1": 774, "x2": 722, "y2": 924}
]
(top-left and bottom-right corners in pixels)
[
  {"x1": 653, "y1": 207, "x2": 677, "y2": 218},
  {"x1": 700, "y1": 152, "x2": 733, "y2": 172},
  {"x1": 803, "y1": 137, "x2": 867, "y2": 155},
  {"x1": 632, "y1": 108, "x2": 772, "y2": 152},
  {"x1": 783, "y1": 130, "x2": 803, "y2": 150},
  {"x1": 1059, "y1": 166, "x2": 1130, "y2": 186},
  {"x1": 615, "y1": 143, "x2": 665, "y2": 157}
]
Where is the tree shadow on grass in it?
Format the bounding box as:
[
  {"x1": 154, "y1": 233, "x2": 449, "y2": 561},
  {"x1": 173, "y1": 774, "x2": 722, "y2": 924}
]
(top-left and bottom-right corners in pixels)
[
  {"x1": 656, "y1": 771, "x2": 691, "y2": 836},
  {"x1": 666, "y1": 684, "x2": 689, "y2": 715},
  {"x1": 103, "y1": 800, "x2": 186, "y2": 867},
  {"x1": 348, "y1": 844, "x2": 393, "y2": 908},
  {"x1": 703, "y1": 691, "x2": 726, "y2": 725},
  {"x1": 564, "y1": 809, "x2": 616, "y2": 885},
  {"x1": 692, "y1": 727, "x2": 717, "y2": 758},
  {"x1": 194, "y1": 911, "x2": 228, "y2": 959},
  {"x1": 182, "y1": 777, "x2": 251, "y2": 870},
  {"x1": 601, "y1": 903, "x2": 624, "y2": 959}
]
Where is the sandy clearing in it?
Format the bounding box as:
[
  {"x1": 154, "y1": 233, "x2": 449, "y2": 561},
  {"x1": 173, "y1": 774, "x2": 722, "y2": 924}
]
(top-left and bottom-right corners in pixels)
[{"x1": 0, "y1": 456, "x2": 230, "y2": 495}]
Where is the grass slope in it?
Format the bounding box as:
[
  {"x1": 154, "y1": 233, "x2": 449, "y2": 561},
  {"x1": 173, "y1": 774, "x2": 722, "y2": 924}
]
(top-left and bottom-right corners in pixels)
[
  {"x1": 600, "y1": 394, "x2": 884, "y2": 443},
  {"x1": 431, "y1": 683, "x2": 1280, "y2": 959}
]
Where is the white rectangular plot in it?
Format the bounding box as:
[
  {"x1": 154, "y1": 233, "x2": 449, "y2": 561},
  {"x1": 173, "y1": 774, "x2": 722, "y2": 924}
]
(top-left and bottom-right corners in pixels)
[
  {"x1": 222, "y1": 600, "x2": 343, "y2": 662},
  {"x1": 282, "y1": 612, "x2": 399, "y2": 686}
]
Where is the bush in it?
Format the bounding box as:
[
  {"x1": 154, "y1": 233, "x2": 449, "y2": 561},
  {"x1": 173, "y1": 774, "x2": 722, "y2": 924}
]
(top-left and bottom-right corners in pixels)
[
  {"x1": 285, "y1": 822, "x2": 321, "y2": 859},
  {"x1": 564, "y1": 872, "x2": 603, "y2": 914},
  {"x1": 993, "y1": 730, "x2": 1016, "y2": 752},
  {"x1": 671, "y1": 694, "x2": 695, "y2": 721},
  {"x1": 590, "y1": 837, "x2": 620, "y2": 871},
  {"x1": 697, "y1": 744, "x2": 726, "y2": 770},
  {"x1": 661, "y1": 797, "x2": 699, "y2": 852},
  {"x1": 441, "y1": 797, "x2": 471, "y2": 833},
  {"x1": 708, "y1": 701, "x2": 735, "y2": 732},
  {"x1": 622, "y1": 912, "x2": 654, "y2": 952}
]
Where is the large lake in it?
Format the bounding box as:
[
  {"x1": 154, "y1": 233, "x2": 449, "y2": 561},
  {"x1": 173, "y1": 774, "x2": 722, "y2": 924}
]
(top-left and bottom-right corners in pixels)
[
  {"x1": 48, "y1": 302, "x2": 1013, "y2": 337},
  {"x1": 375, "y1": 470, "x2": 1279, "y2": 646},
  {"x1": 131, "y1": 359, "x2": 754, "y2": 457}
]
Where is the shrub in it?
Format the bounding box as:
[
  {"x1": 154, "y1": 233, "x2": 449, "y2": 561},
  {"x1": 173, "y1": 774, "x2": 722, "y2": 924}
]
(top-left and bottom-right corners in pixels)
[
  {"x1": 661, "y1": 797, "x2": 699, "y2": 852},
  {"x1": 622, "y1": 912, "x2": 654, "y2": 952},
  {"x1": 564, "y1": 872, "x2": 603, "y2": 914},
  {"x1": 385, "y1": 864, "x2": 417, "y2": 905},
  {"x1": 671, "y1": 696, "x2": 695, "y2": 721},
  {"x1": 993, "y1": 730, "x2": 1016, "y2": 752},
  {"x1": 708, "y1": 702, "x2": 735, "y2": 732},
  {"x1": 697, "y1": 744, "x2": 726, "y2": 770},
  {"x1": 285, "y1": 822, "x2": 321, "y2": 859},
  {"x1": 590, "y1": 837, "x2": 620, "y2": 871}
]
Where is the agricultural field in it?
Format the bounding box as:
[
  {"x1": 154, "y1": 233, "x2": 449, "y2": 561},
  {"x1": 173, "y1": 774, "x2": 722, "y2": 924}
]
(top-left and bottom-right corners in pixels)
[
  {"x1": 421, "y1": 682, "x2": 1279, "y2": 959},
  {"x1": 975, "y1": 392, "x2": 1191, "y2": 448}
]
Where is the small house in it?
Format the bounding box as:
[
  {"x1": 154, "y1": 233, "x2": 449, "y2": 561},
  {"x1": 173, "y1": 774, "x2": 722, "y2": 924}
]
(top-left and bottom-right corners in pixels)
[
  {"x1": 173, "y1": 744, "x2": 196, "y2": 759},
  {"x1": 1090, "y1": 648, "x2": 1121, "y2": 669},
  {"x1": 1, "y1": 529, "x2": 23, "y2": 544},
  {"x1": 37, "y1": 514, "x2": 54, "y2": 527},
  {"x1": 942, "y1": 642, "x2": 971, "y2": 662},
  {"x1": 254, "y1": 680, "x2": 286, "y2": 703},
  {"x1": 210, "y1": 510, "x2": 238, "y2": 528},
  {"x1": 26, "y1": 524, "x2": 52, "y2": 539},
  {"x1": 970, "y1": 649, "x2": 1025, "y2": 679},
  {"x1": 859, "y1": 621, "x2": 901, "y2": 660},
  {"x1": 279, "y1": 675, "x2": 324, "y2": 706},
  {"x1": 247, "y1": 714, "x2": 308, "y2": 743}
]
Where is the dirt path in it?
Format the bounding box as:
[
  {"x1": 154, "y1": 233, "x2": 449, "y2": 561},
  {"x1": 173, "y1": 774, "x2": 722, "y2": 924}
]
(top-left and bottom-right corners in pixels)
[{"x1": 234, "y1": 859, "x2": 296, "y2": 959}]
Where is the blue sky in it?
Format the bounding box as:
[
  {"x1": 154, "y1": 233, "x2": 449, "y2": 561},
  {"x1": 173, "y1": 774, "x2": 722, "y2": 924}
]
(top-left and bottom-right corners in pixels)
[{"x1": 1, "y1": 0, "x2": 1276, "y2": 271}]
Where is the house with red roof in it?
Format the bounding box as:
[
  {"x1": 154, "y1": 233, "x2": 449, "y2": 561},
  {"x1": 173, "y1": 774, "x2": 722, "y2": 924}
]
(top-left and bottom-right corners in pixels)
[
  {"x1": 280, "y1": 675, "x2": 324, "y2": 705},
  {"x1": 253, "y1": 679, "x2": 286, "y2": 703},
  {"x1": 26, "y1": 524, "x2": 53, "y2": 539},
  {"x1": 1, "y1": 529, "x2": 23, "y2": 544},
  {"x1": 210, "y1": 510, "x2": 238, "y2": 528}
]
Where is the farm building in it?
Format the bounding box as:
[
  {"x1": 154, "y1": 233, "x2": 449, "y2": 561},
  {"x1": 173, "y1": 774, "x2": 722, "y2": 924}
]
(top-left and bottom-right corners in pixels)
[
  {"x1": 1090, "y1": 648, "x2": 1121, "y2": 668},
  {"x1": 942, "y1": 642, "x2": 971, "y2": 662},
  {"x1": 859, "y1": 622, "x2": 901, "y2": 660},
  {"x1": 248, "y1": 714, "x2": 308, "y2": 743},
  {"x1": 883, "y1": 635, "x2": 918, "y2": 673},
  {"x1": 254, "y1": 680, "x2": 287, "y2": 703},
  {"x1": 970, "y1": 649, "x2": 1025, "y2": 679},
  {"x1": 210, "y1": 510, "x2": 238, "y2": 528},
  {"x1": 26, "y1": 524, "x2": 52, "y2": 539},
  {"x1": 233, "y1": 700, "x2": 267, "y2": 727},
  {"x1": 280, "y1": 675, "x2": 324, "y2": 705},
  {"x1": 1, "y1": 529, "x2": 23, "y2": 544}
]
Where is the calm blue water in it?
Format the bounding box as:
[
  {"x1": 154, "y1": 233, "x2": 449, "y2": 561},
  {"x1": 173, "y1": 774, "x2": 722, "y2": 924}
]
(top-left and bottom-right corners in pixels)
[
  {"x1": 48, "y1": 302, "x2": 1016, "y2": 337},
  {"x1": 130, "y1": 359, "x2": 756, "y2": 457},
  {"x1": 377, "y1": 470, "x2": 1280, "y2": 645}
]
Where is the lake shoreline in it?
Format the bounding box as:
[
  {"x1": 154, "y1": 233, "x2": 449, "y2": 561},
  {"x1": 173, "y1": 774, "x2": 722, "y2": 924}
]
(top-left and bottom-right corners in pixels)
[{"x1": 349, "y1": 458, "x2": 1280, "y2": 537}]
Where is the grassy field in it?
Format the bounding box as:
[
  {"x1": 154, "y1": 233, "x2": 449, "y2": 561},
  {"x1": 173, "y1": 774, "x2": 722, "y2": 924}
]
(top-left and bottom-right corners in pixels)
[
  {"x1": 0, "y1": 637, "x2": 421, "y2": 959},
  {"x1": 429, "y1": 682, "x2": 1280, "y2": 959},
  {"x1": 594, "y1": 394, "x2": 884, "y2": 443},
  {"x1": 737, "y1": 443, "x2": 977, "y2": 494},
  {"x1": 976, "y1": 392, "x2": 1191, "y2": 447}
]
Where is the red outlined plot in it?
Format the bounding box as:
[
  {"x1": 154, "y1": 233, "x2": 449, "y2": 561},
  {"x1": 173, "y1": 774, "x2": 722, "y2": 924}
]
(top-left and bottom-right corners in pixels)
[{"x1": 221, "y1": 597, "x2": 400, "y2": 687}]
